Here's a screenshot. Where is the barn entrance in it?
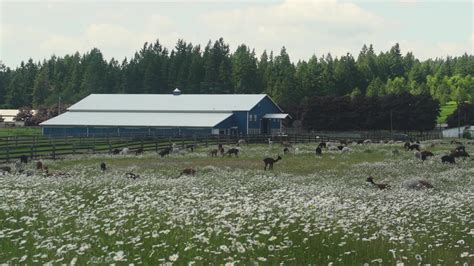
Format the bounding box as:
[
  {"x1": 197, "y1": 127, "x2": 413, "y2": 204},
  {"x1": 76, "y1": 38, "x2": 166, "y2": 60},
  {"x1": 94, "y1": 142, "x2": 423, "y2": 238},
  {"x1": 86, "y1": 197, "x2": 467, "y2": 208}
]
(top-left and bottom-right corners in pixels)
[
  {"x1": 230, "y1": 127, "x2": 238, "y2": 136},
  {"x1": 261, "y1": 119, "x2": 270, "y2": 134}
]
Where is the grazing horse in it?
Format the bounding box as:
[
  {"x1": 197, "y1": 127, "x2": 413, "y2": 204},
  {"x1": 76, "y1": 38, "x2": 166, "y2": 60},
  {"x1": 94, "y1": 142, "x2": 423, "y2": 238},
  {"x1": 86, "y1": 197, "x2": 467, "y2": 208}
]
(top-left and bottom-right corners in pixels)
[
  {"x1": 120, "y1": 148, "x2": 130, "y2": 155},
  {"x1": 404, "y1": 142, "x2": 411, "y2": 150},
  {"x1": 227, "y1": 148, "x2": 239, "y2": 157},
  {"x1": 237, "y1": 139, "x2": 247, "y2": 146},
  {"x1": 219, "y1": 147, "x2": 225, "y2": 156},
  {"x1": 421, "y1": 151, "x2": 434, "y2": 158},
  {"x1": 0, "y1": 166, "x2": 12, "y2": 173},
  {"x1": 100, "y1": 162, "x2": 106, "y2": 171},
  {"x1": 36, "y1": 161, "x2": 44, "y2": 170},
  {"x1": 366, "y1": 176, "x2": 390, "y2": 190},
  {"x1": 403, "y1": 179, "x2": 434, "y2": 190},
  {"x1": 441, "y1": 155, "x2": 455, "y2": 164},
  {"x1": 318, "y1": 142, "x2": 327, "y2": 149},
  {"x1": 283, "y1": 147, "x2": 290, "y2": 154},
  {"x1": 186, "y1": 144, "x2": 196, "y2": 152},
  {"x1": 20, "y1": 155, "x2": 28, "y2": 164},
  {"x1": 263, "y1": 155, "x2": 282, "y2": 170},
  {"x1": 281, "y1": 141, "x2": 292, "y2": 148},
  {"x1": 159, "y1": 147, "x2": 172, "y2": 157},
  {"x1": 341, "y1": 147, "x2": 352, "y2": 153},
  {"x1": 125, "y1": 172, "x2": 140, "y2": 179},
  {"x1": 135, "y1": 148, "x2": 144, "y2": 155},
  {"x1": 176, "y1": 168, "x2": 196, "y2": 178},
  {"x1": 451, "y1": 150, "x2": 470, "y2": 158},
  {"x1": 209, "y1": 149, "x2": 218, "y2": 157},
  {"x1": 455, "y1": 145, "x2": 466, "y2": 152},
  {"x1": 408, "y1": 144, "x2": 420, "y2": 151},
  {"x1": 112, "y1": 148, "x2": 120, "y2": 155},
  {"x1": 315, "y1": 147, "x2": 322, "y2": 156}
]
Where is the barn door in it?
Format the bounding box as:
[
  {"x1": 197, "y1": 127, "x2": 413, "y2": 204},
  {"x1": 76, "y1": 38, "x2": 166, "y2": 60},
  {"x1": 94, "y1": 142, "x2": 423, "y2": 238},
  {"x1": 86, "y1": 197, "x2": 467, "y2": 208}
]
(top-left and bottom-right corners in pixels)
[{"x1": 261, "y1": 119, "x2": 269, "y2": 134}]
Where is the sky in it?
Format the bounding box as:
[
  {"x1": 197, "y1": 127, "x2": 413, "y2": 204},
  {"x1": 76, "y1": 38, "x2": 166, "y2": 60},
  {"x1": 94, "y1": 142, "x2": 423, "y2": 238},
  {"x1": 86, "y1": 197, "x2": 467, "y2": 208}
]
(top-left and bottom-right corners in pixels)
[{"x1": 0, "y1": 0, "x2": 472, "y2": 68}]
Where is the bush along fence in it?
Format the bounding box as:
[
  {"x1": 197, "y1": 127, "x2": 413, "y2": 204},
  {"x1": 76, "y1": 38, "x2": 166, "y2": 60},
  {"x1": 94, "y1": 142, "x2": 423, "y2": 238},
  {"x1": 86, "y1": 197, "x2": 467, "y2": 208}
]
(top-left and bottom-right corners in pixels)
[{"x1": 0, "y1": 132, "x2": 441, "y2": 163}]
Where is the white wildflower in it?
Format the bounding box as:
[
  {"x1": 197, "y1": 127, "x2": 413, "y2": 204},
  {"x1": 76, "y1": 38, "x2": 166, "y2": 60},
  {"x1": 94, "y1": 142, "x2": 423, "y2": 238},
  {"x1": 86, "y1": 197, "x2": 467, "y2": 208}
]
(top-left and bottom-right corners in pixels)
[
  {"x1": 113, "y1": 251, "x2": 126, "y2": 262},
  {"x1": 169, "y1": 253, "x2": 179, "y2": 262}
]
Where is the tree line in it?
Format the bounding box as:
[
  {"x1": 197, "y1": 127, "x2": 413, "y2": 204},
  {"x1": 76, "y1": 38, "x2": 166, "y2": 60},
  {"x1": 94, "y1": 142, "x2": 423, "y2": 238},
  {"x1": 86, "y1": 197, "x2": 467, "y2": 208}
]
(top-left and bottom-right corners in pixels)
[
  {"x1": 301, "y1": 93, "x2": 440, "y2": 131},
  {"x1": 446, "y1": 102, "x2": 474, "y2": 128},
  {"x1": 0, "y1": 37, "x2": 472, "y2": 118}
]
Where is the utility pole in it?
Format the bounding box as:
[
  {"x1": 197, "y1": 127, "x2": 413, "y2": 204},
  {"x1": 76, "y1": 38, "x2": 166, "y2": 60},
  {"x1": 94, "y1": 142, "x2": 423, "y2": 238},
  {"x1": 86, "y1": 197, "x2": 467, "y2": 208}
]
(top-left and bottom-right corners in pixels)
[
  {"x1": 58, "y1": 96, "x2": 61, "y2": 115},
  {"x1": 390, "y1": 109, "x2": 393, "y2": 138},
  {"x1": 457, "y1": 97, "x2": 461, "y2": 138}
]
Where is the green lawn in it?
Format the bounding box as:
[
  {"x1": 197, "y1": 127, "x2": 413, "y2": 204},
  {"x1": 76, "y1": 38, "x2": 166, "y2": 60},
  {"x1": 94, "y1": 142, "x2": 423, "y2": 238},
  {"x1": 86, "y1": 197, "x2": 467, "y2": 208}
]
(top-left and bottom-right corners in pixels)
[
  {"x1": 437, "y1": 101, "x2": 457, "y2": 124},
  {"x1": 0, "y1": 127, "x2": 41, "y2": 137},
  {"x1": 0, "y1": 142, "x2": 473, "y2": 264}
]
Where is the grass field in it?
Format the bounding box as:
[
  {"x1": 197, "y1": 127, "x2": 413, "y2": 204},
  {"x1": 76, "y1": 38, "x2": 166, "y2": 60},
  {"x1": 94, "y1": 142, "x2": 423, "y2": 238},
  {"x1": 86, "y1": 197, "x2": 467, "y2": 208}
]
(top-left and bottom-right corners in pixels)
[
  {"x1": 0, "y1": 142, "x2": 473, "y2": 264},
  {"x1": 437, "y1": 101, "x2": 458, "y2": 124},
  {"x1": 0, "y1": 127, "x2": 41, "y2": 137}
]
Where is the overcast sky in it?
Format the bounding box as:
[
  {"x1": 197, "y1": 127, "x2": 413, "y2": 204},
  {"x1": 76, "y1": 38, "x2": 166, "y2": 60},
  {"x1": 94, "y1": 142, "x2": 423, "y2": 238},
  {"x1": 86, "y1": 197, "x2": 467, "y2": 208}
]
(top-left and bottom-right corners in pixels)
[{"x1": 0, "y1": 0, "x2": 472, "y2": 68}]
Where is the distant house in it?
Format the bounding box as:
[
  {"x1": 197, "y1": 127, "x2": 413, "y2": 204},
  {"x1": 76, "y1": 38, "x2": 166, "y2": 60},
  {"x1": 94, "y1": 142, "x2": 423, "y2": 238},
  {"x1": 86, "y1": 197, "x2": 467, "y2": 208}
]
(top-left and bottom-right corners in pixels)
[
  {"x1": 442, "y1": 125, "x2": 474, "y2": 138},
  {"x1": 0, "y1": 109, "x2": 26, "y2": 126},
  {"x1": 40, "y1": 90, "x2": 290, "y2": 137},
  {"x1": 0, "y1": 109, "x2": 20, "y2": 123}
]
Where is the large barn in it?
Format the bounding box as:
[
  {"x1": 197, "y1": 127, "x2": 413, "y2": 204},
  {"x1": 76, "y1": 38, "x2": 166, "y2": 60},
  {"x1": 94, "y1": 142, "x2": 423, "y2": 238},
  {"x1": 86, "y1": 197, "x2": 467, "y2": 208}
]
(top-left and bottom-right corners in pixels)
[{"x1": 40, "y1": 90, "x2": 289, "y2": 137}]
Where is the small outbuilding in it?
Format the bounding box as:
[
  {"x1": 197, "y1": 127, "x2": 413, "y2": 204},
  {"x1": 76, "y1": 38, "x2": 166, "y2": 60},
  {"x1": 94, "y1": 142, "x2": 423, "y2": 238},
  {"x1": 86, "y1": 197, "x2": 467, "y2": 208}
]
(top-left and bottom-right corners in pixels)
[
  {"x1": 40, "y1": 91, "x2": 290, "y2": 137},
  {"x1": 442, "y1": 125, "x2": 474, "y2": 138}
]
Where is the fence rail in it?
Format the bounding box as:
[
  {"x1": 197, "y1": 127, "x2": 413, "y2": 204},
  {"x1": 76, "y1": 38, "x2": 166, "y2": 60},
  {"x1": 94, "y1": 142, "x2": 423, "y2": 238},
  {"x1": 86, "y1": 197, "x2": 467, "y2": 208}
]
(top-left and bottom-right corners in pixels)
[{"x1": 0, "y1": 131, "x2": 442, "y2": 163}]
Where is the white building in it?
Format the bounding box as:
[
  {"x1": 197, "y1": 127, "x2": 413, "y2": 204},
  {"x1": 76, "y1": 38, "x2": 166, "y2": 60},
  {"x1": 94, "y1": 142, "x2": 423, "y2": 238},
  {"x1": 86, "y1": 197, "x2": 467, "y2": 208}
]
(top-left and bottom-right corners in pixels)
[
  {"x1": 442, "y1": 125, "x2": 474, "y2": 138},
  {"x1": 0, "y1": 109, "x2": 20, "y2": 123}
]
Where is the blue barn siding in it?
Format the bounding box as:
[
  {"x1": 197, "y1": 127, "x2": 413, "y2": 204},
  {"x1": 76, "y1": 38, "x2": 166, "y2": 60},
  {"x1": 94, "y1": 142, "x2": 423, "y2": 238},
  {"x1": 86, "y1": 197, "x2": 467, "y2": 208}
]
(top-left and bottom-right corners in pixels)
[
  {"x1": 232, "y1": 111, "x2": 248, "y2": 135},
  {"x1": 248, "y1": 96, "x2": 282, "y2": 133},
  {"x1": 43, "y1": 127, "x2": 88, "y2": 136},
  {"x1": 214, "y1": 114, "x2": 236, "y2": 129}
]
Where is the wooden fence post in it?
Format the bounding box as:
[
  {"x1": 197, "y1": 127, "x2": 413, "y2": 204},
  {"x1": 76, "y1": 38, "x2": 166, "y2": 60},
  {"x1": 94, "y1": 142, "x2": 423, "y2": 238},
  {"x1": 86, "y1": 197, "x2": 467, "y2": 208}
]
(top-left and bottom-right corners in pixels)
[
  {"x1": 30, "y1": 146, "x2": 34, "y2": 160},
  {"x1": 6, "y1": 146, "x2": 10, "y2": 163},
  {"x1": 52, "y1": 144, "x2": 56, "y2": 160}
]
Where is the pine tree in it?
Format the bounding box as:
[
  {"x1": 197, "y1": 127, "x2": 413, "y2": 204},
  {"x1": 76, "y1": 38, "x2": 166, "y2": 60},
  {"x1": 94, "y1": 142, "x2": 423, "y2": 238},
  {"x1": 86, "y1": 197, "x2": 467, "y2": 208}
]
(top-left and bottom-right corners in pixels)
[
  {"x1": 32, "y1": 66, "x2": 50, "y2": 107},
  {"x1": 231, "y1": 44, "x2": 258, "y2": 94}
]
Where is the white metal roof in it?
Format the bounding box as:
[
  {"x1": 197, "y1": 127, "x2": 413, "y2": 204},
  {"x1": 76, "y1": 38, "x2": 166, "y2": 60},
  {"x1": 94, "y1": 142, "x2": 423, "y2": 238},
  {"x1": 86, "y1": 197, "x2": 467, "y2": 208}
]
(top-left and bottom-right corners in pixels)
[
  {"x1": 68, "y1": 94, "x2": 268, "y2": 112},
  {"x1": 40, "y1": 112, "x2": 233, "y2": 127},
  {"x1": 263, "y1": 113, "x2": 290, "y2": 119},
  {"x1": 0, "y1": 109, "x2": 19, "y2": 122}
]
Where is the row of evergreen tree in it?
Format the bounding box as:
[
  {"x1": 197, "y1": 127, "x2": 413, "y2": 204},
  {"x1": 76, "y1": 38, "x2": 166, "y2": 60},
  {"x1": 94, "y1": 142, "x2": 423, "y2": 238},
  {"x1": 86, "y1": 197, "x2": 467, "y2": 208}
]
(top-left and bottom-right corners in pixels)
[
  {"x1": 302, "y1": 93, "x2": 440, "y2": 131},
  {"x1": 0, "y1": 38, "x2": 473, "y2": 111}
]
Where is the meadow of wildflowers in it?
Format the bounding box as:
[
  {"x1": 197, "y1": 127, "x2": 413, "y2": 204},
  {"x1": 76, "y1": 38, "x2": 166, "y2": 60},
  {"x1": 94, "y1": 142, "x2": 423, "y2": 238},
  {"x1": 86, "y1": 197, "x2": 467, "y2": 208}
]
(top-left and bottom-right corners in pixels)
[{"x1": 0, "y1": 142, "x2": 472, "y2": 264}]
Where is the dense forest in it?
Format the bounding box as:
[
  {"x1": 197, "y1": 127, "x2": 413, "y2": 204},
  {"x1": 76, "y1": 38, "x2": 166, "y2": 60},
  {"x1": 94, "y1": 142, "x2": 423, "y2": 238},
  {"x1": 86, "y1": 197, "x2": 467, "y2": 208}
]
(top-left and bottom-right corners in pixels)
[
  {"x1": 302, "y1": 93, "x2": 440, "y2": 131},
  {"x1": 0, "y1": 38, "x2": 473, "y2": 119}
]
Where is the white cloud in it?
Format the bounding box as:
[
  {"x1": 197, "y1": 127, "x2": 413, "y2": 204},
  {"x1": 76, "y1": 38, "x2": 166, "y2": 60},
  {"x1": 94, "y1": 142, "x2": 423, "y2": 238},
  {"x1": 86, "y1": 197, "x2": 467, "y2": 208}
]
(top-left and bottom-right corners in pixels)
[
  {"x1": 199, "y1": 0, "x2": 387, "y2": 60},
  {"x1": 1, "y1": 0, "x2": 471, "y2": 66},
  {"x1": 37, "y1": 16, "x2": 177, "y2": 61}
]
